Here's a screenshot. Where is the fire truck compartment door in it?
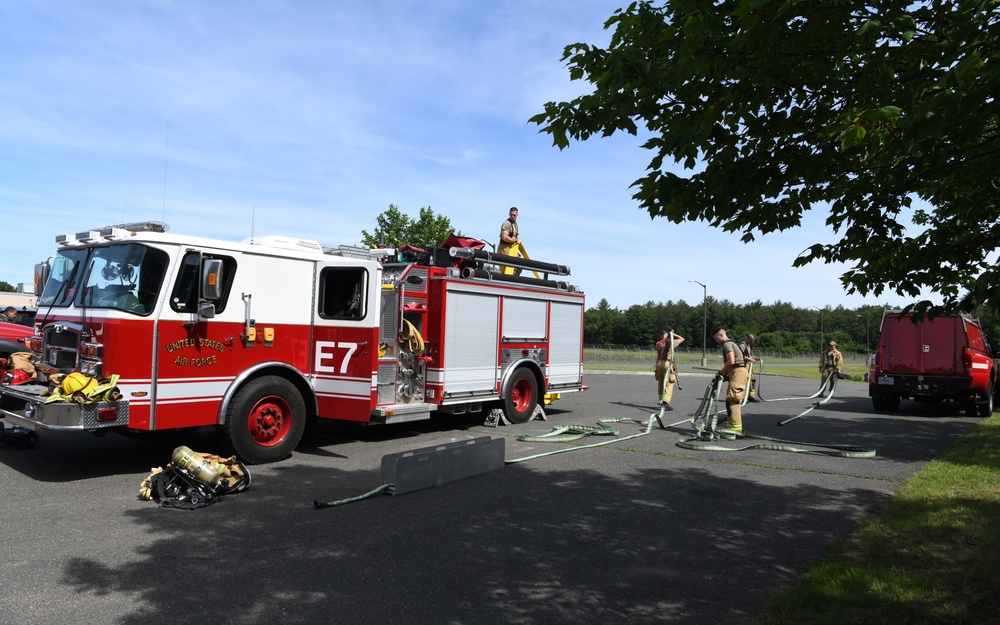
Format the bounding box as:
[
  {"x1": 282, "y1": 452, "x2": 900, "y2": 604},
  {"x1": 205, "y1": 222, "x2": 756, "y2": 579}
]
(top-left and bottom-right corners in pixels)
[
  {"x1": 443, "y1": 291, "x2": 499, "y2": 393},
  {"x1": 502, "y1": 298, "x2": 546, "y2": 341},
  {"x1": 548, "y1": 302, "x2": 584, "y2": 384}
]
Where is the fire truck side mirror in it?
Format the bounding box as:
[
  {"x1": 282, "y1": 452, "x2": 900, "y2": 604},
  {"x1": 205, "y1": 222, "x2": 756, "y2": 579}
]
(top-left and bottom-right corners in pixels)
[
  {"x1": 198, "y1": 301, "x2": 216, "y2": 319},
  {"x1": 201, "y1": 259, "x2": 224, "y2": 300},
  {"x1": 34, "y1": 260, "x2": 51, "y2": 296},
  {"x1": 197, "y1": 258, "x2": 223, "y2": 319}
]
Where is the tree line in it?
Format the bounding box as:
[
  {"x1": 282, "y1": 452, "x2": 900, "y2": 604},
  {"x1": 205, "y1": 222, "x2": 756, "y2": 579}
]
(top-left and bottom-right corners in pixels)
[{"x1": 585, "y1": 298, "x2": 1000, "y2": 355}]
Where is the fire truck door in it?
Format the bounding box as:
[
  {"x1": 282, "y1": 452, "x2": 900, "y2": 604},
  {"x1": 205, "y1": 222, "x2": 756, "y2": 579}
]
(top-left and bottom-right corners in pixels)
[
  {"x1": 311, "y1": 263, "x2": 380, "y2": 422},
  {"x1": 153, "y1": 251, "x2": 240, "y2": 430}
]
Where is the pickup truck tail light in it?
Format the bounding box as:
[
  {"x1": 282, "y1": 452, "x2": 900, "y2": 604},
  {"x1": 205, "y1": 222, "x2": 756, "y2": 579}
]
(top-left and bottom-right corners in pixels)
[{"x1": 963, "y1": 348, "x2": 990, "y2": 373}]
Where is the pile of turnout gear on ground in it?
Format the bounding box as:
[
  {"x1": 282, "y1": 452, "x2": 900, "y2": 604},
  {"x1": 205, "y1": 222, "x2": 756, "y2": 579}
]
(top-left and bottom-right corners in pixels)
[{"x1": 139, "y1": 446, "x2": 251, "y2": 509}]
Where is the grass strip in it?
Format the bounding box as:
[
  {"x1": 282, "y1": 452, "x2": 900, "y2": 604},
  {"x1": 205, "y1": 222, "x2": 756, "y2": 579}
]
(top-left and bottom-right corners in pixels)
[{"x1": 755, "y1": 413, "x2": 1000, "y2": 625}]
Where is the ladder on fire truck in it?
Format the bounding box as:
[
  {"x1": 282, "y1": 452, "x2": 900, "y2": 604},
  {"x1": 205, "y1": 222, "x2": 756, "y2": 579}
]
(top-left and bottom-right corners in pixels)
[{"x1": 499, "y1": 243, "x2": 540, "y2": 278}]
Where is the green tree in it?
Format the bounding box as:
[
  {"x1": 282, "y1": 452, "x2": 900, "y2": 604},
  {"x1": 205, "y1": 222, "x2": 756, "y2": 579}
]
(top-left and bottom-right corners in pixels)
[
  {"x1": 0, "y1": 280, "x2": 14, "y2": 292},
  {"x1": 585, "y1": 298, "x2": 620, "y2": 344},
  {"x1": 531, "y1": 1, "x2": 1000, "y2": 316},
  {"x1": 622, "y1": 301, "x2": 660, "y2": 344},
  {"x1": 974, "y1": 303, "x2": 1000, "y2": 346},
  {"x1": 361, "y1": 204, "x2": 460, "y2": 250}
]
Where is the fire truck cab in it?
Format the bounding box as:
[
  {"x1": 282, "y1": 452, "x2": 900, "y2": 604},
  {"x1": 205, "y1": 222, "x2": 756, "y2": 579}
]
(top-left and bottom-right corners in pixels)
[{"x1": 0, "y1": 222, "x2": 586, "y2": 463}]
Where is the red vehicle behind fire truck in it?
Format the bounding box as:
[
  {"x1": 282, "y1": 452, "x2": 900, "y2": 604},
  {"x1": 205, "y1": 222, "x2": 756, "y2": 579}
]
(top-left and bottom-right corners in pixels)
[
  {"x1": 869, "y1": 311, "x2": 998, "y2": 417},
  {"x1": 0, "y1": 222, "x2": 586, "y2": 463},
  {"x1": 0, "y1": 312, "x2": 34, "y2": 350}
]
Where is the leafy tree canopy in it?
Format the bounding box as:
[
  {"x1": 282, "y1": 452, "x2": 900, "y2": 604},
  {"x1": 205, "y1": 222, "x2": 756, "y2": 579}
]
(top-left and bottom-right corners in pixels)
[
  {"x1": 361, "y1": 204, "x2": 461, "y2": 250},
  {"x1": 0, "y1": 280, "x2": 15, "y2": 292},
  {"x1": 531, "y1": 0, "x2": 1000, "y2": 316}
]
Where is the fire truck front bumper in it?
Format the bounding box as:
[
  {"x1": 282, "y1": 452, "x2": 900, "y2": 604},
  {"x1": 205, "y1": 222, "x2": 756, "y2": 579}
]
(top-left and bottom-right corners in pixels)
[{"x1": 0, "y1": 383, "x2": 130, "y2": 431}]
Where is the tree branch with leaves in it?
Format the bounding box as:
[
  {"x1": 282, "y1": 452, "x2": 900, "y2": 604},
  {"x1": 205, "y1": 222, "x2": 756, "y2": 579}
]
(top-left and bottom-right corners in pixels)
[{"x1": 531, "y1": 0, "x2": 1000, "y2": 315}]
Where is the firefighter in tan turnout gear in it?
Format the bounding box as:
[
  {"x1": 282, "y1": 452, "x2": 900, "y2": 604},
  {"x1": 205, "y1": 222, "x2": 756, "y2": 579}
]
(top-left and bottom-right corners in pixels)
[
  {"x1": 820, "y1": 341, "x2": 843, "y2": 378},
  {"x1": 713, "y1": 328, "x2": 748, "y2": 432},
  {"x1": 654, "y1": 329, "x2": 685, "y2": 410}
]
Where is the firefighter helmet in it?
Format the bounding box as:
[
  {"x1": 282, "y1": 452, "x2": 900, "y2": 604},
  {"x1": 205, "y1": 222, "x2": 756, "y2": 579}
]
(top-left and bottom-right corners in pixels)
[{"x1": 61, "y1": 372, "x2": 98, "y2": 396}]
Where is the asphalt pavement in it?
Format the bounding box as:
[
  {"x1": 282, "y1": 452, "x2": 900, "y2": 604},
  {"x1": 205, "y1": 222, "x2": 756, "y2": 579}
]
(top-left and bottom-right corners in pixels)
[{"x1": 0, "y1": 372, "x2": 980, "y2": 625}]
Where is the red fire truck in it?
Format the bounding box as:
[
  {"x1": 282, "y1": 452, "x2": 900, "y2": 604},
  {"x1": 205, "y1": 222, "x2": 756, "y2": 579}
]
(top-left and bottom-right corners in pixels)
[{"x1": 0, "y1": 222, "x2": 586, "y2": 463}]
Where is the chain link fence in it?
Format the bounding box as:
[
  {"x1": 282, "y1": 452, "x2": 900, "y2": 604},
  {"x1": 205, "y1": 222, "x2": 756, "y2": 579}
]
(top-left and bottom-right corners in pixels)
[{"x1": 584, "y1": 345, "x2": 871, "y2": 367}]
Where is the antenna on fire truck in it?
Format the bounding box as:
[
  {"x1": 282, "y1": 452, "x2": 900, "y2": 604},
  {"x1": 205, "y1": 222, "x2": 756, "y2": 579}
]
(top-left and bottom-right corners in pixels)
[
  {"x1": 250, "y1": 206, "x2": 256, "y2": 244},
  {"x1": 162, "y1": 121, "x2": 169, "y2": 222}
]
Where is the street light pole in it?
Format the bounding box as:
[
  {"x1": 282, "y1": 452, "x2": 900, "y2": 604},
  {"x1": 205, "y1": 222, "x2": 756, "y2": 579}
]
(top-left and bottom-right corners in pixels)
[
  {"x1": 691, "y1": 281, "x2": 707, "y2": 367},
  {"x1": 856, "y1": 314, "x2": 870, "y2": 354}
]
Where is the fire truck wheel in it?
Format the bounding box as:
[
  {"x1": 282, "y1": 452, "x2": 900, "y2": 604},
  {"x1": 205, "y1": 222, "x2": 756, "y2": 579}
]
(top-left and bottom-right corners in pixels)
[
  {"x1": 504, "y1": 369, "x2": 538, "y2": 424},
  {"x1": 222, "y1": 375, "x2": 306, "y2": 464}
]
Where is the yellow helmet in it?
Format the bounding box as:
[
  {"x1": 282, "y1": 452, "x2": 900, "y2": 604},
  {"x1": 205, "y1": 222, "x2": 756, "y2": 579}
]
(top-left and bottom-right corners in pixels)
[{"x1": 62, "y1": 371, "x2": 98, "y2": 395}]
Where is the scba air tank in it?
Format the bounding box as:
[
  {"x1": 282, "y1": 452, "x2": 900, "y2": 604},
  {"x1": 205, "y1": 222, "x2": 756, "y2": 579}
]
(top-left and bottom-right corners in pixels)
[{"x1": 171, "y1": 446, "x2": 224, "y2": 487}]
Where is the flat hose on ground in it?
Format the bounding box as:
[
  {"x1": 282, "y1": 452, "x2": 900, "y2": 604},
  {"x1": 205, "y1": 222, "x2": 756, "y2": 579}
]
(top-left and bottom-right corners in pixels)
[
  {"x1": 314, "y1": 370, "x2": 875, "y2": 507},
  {"x1": 676, "y1": 371, "x2": 875, "y2": 458}
]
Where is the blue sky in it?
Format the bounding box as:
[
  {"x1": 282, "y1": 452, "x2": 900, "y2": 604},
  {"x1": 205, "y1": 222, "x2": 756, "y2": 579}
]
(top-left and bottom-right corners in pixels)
[{"x1": 0, "y1": 1, "x2": 921, "y2": 311}]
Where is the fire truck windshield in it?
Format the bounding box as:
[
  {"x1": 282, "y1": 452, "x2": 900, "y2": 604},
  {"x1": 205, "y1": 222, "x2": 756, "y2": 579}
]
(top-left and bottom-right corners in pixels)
[{"x1": 37, "y1": 244, "x2": 170, "y2": 316}]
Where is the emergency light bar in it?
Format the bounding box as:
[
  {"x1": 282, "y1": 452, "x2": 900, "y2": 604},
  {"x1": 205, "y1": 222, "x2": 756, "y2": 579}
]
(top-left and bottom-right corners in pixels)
[
  {"x1": 99, "y1": 227, "x2": 130, "y2": 240},
  {"x1": 118, "y1": 221, "x2": 169, "y2": 233},
  {"x1": 55, "y1": 221, "x2": 169, "y2": 246}
]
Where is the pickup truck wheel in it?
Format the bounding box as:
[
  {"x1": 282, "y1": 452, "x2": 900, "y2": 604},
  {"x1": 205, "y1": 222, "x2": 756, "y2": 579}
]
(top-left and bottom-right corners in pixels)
[
  {"x1": 221, "y1": 375, "x2": 306, "y2": 464},
  {"x1": 872, "y1": 397, "x2": 886, "y2": 411},
  {"x1": 884, "y1": 395, "x2": 900, "y2": 412},
  {"x1": 504, "y1": 368, "x2": 538, "y2": 425},
  {"x1": 977, "y1": 383, "x2": 995, "y2": 418}
]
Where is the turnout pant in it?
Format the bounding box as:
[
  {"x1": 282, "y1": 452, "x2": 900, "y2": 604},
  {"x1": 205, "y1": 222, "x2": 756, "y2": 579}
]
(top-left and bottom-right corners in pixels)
[
  {"x1": 655, "y1": 361, "x2": 675, "y2": 403},
  {"x1": 725, "y1": 366, "x2": 750, "y2": 428}
]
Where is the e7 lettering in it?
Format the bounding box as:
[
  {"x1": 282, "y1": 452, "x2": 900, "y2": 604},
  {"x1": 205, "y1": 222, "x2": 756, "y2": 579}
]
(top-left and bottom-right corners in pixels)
[{"x1": 314, "y1": 341, "x2": 359, "y2": 374}]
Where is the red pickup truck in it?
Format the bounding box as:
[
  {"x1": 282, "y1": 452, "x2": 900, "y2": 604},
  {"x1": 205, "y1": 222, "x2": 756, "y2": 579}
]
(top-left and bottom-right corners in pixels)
[
  {"x1": 0, "y1": 309, "x2": 35, "y2": 359},
  {"x1": 869, "y1": 312, "x2": 999, "y2": 417}
]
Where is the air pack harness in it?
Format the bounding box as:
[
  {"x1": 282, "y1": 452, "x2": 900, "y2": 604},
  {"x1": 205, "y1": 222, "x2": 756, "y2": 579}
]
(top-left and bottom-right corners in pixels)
[{"x1": 139, "y1": 447, "x2": 251, "y2": 510}]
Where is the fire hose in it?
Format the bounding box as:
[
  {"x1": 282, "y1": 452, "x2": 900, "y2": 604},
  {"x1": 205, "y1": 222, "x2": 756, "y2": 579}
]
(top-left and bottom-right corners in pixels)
[
  {"x1": 512, "y1": 364, "x2": 873, "y2": 458},
  {"x1": 674, "y1": 367, "x2": 875, "y2": 457},
  {"x1": 314, "y1": 365, "x2": 874, "y2": 508},
  {"x1": 743, "y1": 359, "x2": 843, "y2": 425},
  {"x1": 315, "y1": 416, "x2": 662, "y2": 507}
]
